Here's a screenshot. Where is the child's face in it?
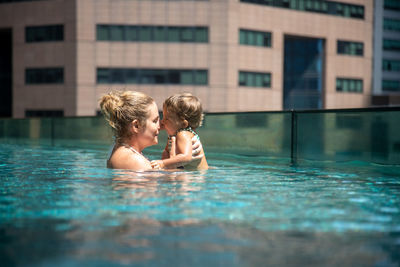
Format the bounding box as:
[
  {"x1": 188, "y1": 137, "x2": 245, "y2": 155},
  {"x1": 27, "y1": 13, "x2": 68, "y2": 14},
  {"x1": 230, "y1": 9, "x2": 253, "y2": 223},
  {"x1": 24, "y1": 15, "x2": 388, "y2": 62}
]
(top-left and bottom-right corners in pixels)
[{"x1": 162, "y1": 107, "x2": 183, "y2": 136}]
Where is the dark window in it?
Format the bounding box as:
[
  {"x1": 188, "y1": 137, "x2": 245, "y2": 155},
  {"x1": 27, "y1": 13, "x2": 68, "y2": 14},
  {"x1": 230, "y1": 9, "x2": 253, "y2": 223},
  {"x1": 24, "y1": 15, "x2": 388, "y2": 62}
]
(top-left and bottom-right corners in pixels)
[
  {"x1": 168, "y1": 27, "x2": 180, "y2": 42},
  {"x1": 139, "y1": 26, "x2": 152, "y2": 41},
  {"x1": 383, "y1": 59, "x2": 400, "y2": 71},
  {"x1": 195, "y1": 27, "x2": 208, "y2": 42},
  {"x1": 25, "y1": 68, "x2": 64, "y2": 84},
  {"x1": 180, "y1": 70, "x2": 193, "y2": 84},
  {"x1": 96, "y1": 25, "x2": 208, "y2": 43},
  {"x1": 384, "y1": 0, "x2": 400, "y2": 11},
  {"x1": 97, "y1": 68, "x2": 208, "y2": 85},
  {"x1": 238, "y1": 71, "x2": 271, "y2": 88},
  {"x1": 181, "y1": 27, "x2": 194, "y2": 42},
  {"x1": 240, "y1": 0, "x2": 364, "y2": 20},
  {"x1": 336, "y1": 78, "x2": 363, "y2": 93},
  {"x1": 26, "y1": 25, "x2": 64, "y2": 43},
  {"x1": 383, "y1": 39, "x2": 400, "y2": 51},
  {"x1": 337, "y1": 40, "x2": 363, "y2": 56},
  {"x1": 97, "y1": 25, "x2": 109, "y2": 40},
  {"x1": 1, "y1": 0, "x2": 45, "y2": 4},
  {"x1": 194, "y1": 70, "x2": 208, "y2": 85},
  {"x1": 110, "y1": 25, "x2": 125, "y2": 41},
  {"x1": 384, "y1": 18, "x2": 400, "y2": 32},
  {"x1": 126, "y1": 26, "x2": 139, "y2": 41},
  {"x1": 25, "y1": 110, "x2": 64, "y2": 118},
  {"x1": 0, "y1": 28, "x2": 12, "y2": 118},
  {"x1": 153, "y1": 26, "x2": 166, "y2": 41},
  {"x1": 239, "y1": 29, "x2": 272, "y2": 47},
  {"x1": 382, "y1": 80, "x2": 400, "y2": 92},
  {"x1": 110, "y1": 68, "x2": 125, "y2": 84}
]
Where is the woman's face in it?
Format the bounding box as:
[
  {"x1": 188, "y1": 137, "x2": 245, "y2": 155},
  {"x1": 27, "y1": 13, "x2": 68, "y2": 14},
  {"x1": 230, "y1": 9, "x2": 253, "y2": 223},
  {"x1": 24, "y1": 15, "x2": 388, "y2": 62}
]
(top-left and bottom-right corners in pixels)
[
  {"x1": 161, "y1": 106, "x2": 182, "y2": 136},
  {"x1": 138, "y1": 102, "x2": 160, "y2": 148}
]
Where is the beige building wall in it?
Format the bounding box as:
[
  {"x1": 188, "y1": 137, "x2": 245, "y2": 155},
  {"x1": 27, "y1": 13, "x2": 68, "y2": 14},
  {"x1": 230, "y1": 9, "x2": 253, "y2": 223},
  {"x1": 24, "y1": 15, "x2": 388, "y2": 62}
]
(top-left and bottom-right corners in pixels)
[
  {"x1": 0, "y1": 0, "x2": 374, "y2": 117},
  {"x1": 0, "y1": 0, "x2": 77, "y2": 118},
  {"x1": 81, "y1": 0, "x2": 374, "y2": 114}
]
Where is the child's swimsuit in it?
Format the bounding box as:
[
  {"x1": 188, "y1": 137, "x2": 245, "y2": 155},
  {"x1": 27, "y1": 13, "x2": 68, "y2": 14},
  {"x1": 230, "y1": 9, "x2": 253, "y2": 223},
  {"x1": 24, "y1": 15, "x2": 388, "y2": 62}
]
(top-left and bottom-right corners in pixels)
[
  {"x1": 177, "y1": 126, "x2": 199, "y2": 140},
  {"x1": 171, "y1": 126, "x2": 199, "y2": 169}
]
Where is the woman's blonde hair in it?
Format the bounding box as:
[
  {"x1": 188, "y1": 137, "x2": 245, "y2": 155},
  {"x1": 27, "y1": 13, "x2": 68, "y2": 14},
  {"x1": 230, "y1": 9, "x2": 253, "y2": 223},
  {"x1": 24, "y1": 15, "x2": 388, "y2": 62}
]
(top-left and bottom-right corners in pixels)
[
  {"x1": 99, "y1": 90, "x2": 154, "y2": 142},
  {"x1": 163, "y1": 93, "x2": 204, "y2": 129}
]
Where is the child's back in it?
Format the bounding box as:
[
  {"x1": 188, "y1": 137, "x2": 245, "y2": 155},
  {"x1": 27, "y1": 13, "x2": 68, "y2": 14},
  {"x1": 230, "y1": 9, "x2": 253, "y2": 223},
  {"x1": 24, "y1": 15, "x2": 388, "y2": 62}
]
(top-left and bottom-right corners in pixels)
[{"x1": 175, "y1": 127, "x2": 208, "y2": 170}]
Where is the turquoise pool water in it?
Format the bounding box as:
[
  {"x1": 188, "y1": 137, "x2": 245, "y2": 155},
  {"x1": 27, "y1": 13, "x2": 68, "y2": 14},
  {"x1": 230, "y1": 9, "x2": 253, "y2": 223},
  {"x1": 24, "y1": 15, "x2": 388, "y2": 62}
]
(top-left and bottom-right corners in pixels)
[{"x1": 1, "y1": 143, "x2": 400, "y2": 266}]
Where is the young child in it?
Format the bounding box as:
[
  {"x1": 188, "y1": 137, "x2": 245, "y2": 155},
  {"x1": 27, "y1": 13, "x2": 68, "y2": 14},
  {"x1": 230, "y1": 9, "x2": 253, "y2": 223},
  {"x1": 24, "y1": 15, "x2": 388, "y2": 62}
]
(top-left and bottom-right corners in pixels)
[{"x1": 151, "y1": 93, "x2": 208, "y2": 170}]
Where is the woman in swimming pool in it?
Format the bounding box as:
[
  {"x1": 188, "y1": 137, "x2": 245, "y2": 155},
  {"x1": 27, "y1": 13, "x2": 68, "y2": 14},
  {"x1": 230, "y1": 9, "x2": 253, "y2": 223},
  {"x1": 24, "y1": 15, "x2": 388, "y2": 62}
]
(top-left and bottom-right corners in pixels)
[{"x1": 99, "y1": 90, "x2": 203, "y2": 171}]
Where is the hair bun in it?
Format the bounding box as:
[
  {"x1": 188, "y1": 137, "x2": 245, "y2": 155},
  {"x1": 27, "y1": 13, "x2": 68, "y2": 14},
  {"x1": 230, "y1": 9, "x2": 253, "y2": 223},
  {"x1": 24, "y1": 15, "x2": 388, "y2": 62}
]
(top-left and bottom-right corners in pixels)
[{"x1": 99, "y1": 90, "x2": 155, "y2": 142}]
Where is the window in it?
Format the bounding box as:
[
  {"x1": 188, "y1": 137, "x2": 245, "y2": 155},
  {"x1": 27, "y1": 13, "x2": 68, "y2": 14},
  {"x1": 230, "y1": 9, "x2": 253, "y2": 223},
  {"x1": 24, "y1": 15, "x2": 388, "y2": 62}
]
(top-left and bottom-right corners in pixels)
[
  {"x1": 337, "y1": 40, "x2": 363, "y2": 56},
  {"x1": 181, "y1": 70, "x2": 194, "y2": 84},
  {"x1": 239, "y1": 71, "x2": 271, "y2": 88},
  {"x1": 181, "y1": 28, "x2": 194, "y2": 42},
  {"x1": 239, "y1": 29, "x2": 272, "y2": 47},
  {"x1": 384, "y1": 0, "x2": 400, "y2": 11},
  {"x1": 1, "y1": 0, "x2": 43, "y2": 4},
  {"x1": 25, "y1": 110, "x2": 64, "y2": 118},
  {"x1": 26, "y1": 25, "x2": 64, "y2": 43},
  {"x1": 168, "y1": 27, "x2": 180, "y2": 42},
  {"x1": 126, "y1": 26, "x2": 139, "y2": 41},
  {"x1": 154, "y1": 26, "x2": 166, "y2": 42},
  {"x1": 240, "y1": 0, "x2": 364, "y2": 20},
  {"x1": 96, "y1": 25, "x2": 208, "y2": 43},
  {"x1": 25, "y1": 68, "x2": 64, "y2": 84},
  {"x1": 383, "y1": 39, "x2": 400, "y2": 51},
  {"x1": 97, "y1": 25, "x2": 109, "y2": 40},
  {"x1": 382, "y1": 80, "x2": 400, "y2": 92},
  {"x1": 110, "y1": 26, "x2": 124, "y2": 41},
  {"x1": 97, "y1": 68, "x2": 208, "y2": 85},
  {"x1": 139, "y1": 26, "x2": 152, "y2": 41},
  {"x1": 336, "y1": 78, "x2": 363, "y2": 93},
  {"x1": 195, "y1": 27, "x2": 208, "y2": 42},
  {"x1": 383, "y1": 59, "x2": 400, "y2": 71},
  {"x1": 194, "y1": 70, "x2": 208, "y2": 85},
  {"x1": 384, "y1": 18, "x2": 400, "y2": 32}
]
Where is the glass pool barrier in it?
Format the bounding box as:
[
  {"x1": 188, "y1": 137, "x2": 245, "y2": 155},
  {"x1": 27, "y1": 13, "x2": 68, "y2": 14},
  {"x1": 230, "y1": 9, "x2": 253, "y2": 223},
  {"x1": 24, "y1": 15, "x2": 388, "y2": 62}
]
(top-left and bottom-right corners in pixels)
[{"x1": 0, "y1": 107, "x2": 399, "y2": 165}]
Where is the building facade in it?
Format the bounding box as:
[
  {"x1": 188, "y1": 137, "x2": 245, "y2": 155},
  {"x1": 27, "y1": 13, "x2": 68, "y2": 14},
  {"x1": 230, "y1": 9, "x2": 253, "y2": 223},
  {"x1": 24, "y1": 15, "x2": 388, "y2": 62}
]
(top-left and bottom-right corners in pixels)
[
  {"x1": 372, "y1": 0, "x2": 400, "y2": 106},
  {"x1": 0, "y1": 0, "x2": 373, "y2": 118}
]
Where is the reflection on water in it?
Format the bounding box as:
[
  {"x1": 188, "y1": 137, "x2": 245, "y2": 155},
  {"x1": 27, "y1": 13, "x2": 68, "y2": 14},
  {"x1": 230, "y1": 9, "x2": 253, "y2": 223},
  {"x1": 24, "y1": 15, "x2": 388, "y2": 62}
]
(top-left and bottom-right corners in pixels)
[
  {"x1": 1, "y1": 143, "x2": 400, "y2": 266},
  {"x1": 112, "y1": 170, "x2": 205, "y2": 195},
  {"x1": 1, "y1": 217, "x2": 399, "y2": 266}
]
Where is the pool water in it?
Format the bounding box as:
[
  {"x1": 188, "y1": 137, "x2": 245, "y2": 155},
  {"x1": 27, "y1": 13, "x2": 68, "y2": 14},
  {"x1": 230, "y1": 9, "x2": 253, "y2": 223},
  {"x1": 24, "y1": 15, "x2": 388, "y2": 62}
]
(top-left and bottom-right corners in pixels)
[{"x1": 1, "y1": 143, "x2": 400, "y2": 266}]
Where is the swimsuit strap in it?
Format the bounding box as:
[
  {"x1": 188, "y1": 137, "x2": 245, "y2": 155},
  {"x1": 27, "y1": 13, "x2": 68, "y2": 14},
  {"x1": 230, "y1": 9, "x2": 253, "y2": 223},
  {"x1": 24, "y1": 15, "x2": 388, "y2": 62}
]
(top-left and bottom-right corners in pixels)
[
  {"x1": 122, "y1": 143, "x2": 149, "y2": 161},
  {"x1": 177, "y1": 126, "x2": 197, "y2": 136}
]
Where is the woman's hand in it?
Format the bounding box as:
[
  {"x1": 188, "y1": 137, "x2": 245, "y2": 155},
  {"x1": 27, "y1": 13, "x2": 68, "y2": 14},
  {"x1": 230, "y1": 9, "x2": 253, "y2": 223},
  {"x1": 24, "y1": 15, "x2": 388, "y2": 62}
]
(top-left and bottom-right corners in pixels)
[{"x1": 191, "y1": 136, "x2": 203, "y2": 160}]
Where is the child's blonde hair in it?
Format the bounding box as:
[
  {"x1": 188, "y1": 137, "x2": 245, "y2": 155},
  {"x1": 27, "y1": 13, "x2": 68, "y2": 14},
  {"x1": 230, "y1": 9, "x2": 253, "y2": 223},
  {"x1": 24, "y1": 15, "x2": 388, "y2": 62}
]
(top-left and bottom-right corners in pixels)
[
  {"x1": 163, "y1": 93, "x2": 204, "y2": 129},
  {"x1": 99, "y1": 90, "x2": 154, "y2": 142}
]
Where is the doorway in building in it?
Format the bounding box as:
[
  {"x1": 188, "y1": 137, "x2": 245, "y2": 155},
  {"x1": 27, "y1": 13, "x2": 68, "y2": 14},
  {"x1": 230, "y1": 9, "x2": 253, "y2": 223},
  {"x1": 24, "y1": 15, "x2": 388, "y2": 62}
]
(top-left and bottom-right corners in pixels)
[
  {"x1": 0, "y1": 29, "x2": 12, "y2": 117},
  {"x1": 283, "y1": 35, "x2": 324, "y2": 110}
]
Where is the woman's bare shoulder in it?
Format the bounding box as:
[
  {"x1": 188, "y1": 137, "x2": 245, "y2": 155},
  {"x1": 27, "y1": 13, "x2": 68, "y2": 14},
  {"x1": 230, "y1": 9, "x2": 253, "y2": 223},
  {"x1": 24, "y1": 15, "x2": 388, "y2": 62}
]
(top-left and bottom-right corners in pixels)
[{"x1": 108, "y1": 146, "x2": 151, "y2": 171}]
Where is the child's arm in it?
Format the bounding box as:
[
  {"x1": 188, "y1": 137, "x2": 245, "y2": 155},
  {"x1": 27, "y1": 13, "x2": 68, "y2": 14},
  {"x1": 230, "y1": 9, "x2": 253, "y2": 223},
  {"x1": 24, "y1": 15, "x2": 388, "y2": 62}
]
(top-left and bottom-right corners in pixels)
[
  {"x1": 152, "y1": 131, "x2": 192, "y2": 169},
  {"x1": 161, "y1": 136, "x2": 176, "y2": 160}
]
